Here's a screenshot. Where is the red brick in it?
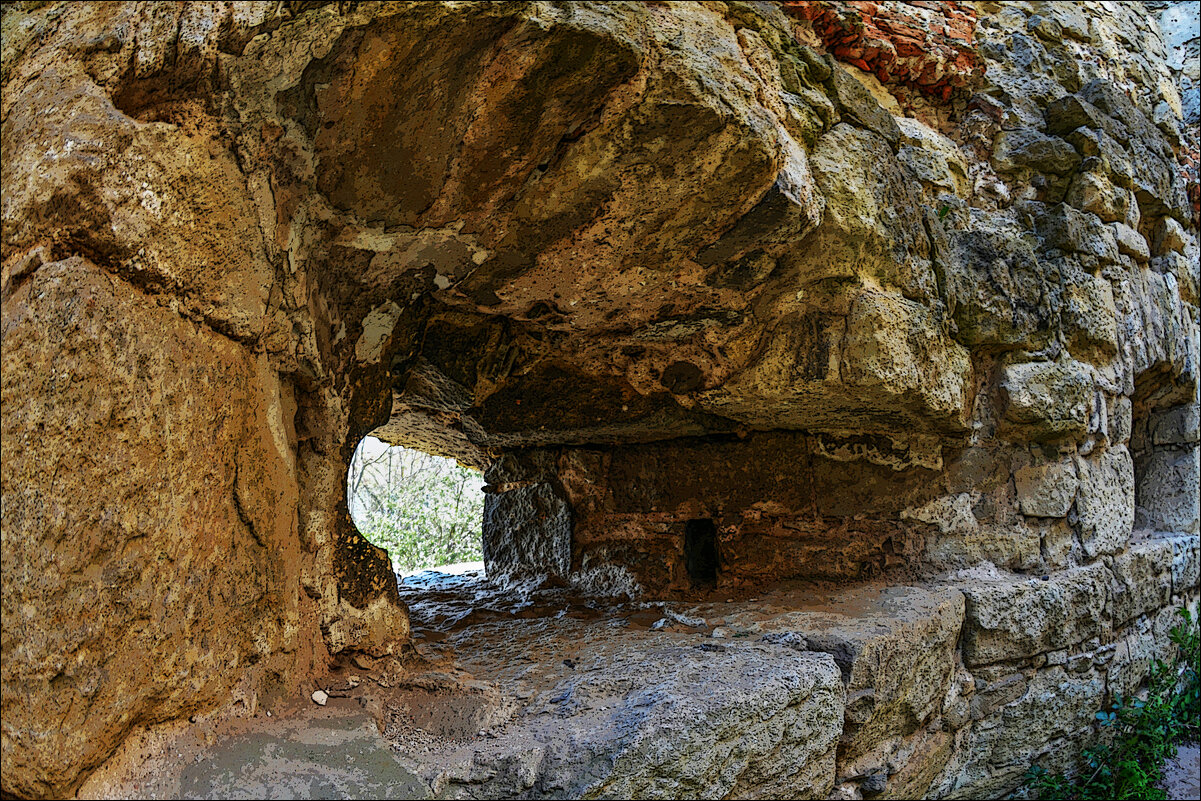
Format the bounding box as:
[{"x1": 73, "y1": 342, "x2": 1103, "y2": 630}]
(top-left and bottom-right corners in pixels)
[{"x1": 781, "y1": 0, "x2": 982, "y2": 101}]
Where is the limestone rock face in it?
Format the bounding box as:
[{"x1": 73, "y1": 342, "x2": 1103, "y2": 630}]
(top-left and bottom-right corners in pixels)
[
  {"x1": 1, "y1": 1, "x2": 1199, "y2": 799},
  {"x1": 1, "y1": 259, "x2": 305, "y2": 798},
  {"x1": 458, "y1": 640, "x2": 847, "y2": 800}
]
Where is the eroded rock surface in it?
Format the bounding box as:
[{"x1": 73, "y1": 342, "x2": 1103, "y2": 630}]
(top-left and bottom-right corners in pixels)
[{"x1": 2, "y1": 1, "x2": 1199, "y2": 798}]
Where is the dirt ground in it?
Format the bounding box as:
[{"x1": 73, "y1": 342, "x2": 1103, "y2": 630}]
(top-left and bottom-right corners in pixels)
[{"x1": 1162, "y1": 742, "x2": 1200, "y2": 801}]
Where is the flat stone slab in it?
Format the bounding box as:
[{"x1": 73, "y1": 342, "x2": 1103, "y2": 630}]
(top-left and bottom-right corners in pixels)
[
  {"x1": 80, "y1": 575, "x2": 965, "y2": 800},
  {"x1": 81, "y1": 704, "x2": 428, "y2": 800},
  {"x1": 179, "y1": 710, "x2": 429, "y2": 800}
]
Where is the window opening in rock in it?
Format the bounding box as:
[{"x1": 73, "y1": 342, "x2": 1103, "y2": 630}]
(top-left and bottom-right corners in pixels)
[
  {"x1": 1130, "y1": 376, "x2": 1200, "y2": 536},
  {"x1": 684, "y1": 518, "x2": 719, "y2": 587},
  {"x1": 347, "y1": 436, "x2": 486, "y2": 576}
]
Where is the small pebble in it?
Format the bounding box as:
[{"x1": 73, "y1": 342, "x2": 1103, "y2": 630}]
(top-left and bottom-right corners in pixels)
[{"x1": 311, "y1": 690, "x2": 329, "y2": 706}]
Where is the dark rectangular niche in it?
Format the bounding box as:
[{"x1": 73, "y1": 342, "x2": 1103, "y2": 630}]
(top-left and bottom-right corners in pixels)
[{"x1": 684, "y1": 518, "x2": 719, "y2": 587}]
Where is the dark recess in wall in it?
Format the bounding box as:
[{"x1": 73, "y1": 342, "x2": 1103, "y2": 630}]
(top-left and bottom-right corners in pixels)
[{"x1": 685, "y1": 518, "x2": 719, "y2": 587}]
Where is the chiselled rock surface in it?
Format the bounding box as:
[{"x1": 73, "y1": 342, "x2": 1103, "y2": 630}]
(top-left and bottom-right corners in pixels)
[{"x1": 2, "y1": 1, "x2": 1199, "y2": 799}]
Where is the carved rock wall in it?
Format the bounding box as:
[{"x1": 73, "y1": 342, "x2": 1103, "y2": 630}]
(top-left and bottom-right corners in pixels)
[{"x1": 1, "y1": 1, "x2": 1198, "y2": 798}]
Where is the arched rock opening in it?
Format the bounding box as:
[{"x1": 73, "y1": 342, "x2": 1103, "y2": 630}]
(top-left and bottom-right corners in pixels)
[{"x1": 346, "y1": 435, "x2": 486, "y2": 575}]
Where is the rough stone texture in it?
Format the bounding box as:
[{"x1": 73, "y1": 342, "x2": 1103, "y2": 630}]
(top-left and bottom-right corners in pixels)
[
  {"x1": 2, "y1": 1, "x2": 1200, "y2": 799},
  {"x1": 1075, "y1": 445, "x2": 1137, "y2": 558},
  {"x1": 959, "y1": 562, "x2": 1111, "y2": 666},
  {"x1": 999, "y1": 360, "x2": 1094, "y2": 442},
  {"x1": 1014, "y1": 458, "x2": 1078, "y2": 518},
  {"x1": 936, "y1": 666, "x2": 1106, "y2": 799},
  {"x1": 481, "y1": 483, "x2": 572, "y2": 578},
  {"x1": 1109, "y1": 539, "x2": 1174, "y2": 627},
  {"x1": 1136, "y1": 445, "x2": 1201, "y2": 534},
  {"x1": 1161, "y1": 532, "x2": 1201, "y2": 594},
  {"x1": 725, "y1": 585, "x2": 966, "y2": 798},
  {"x1": 783, "y1": 1, "x2": 981, "y2": 102},
  {"x1": 429, "y1": 636, "x2": 846, "y2": 801},
  {"x1": 1, "y1": 259, "x2": 308, "y2": 798}
]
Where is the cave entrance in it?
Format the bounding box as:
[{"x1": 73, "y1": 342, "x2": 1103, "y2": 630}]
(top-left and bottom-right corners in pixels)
[
  {"x1": 684, "y1": 518, "x2": 719, "y2": 588},
  {"x1": 347, "y1": 436, "x2": 486, "y2": 577}
]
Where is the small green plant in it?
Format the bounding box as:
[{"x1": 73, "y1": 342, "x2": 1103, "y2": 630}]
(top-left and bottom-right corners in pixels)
[
  {"x1": 1021, "y1": 606, "x2": 1200, "y2": 800},
  {"x1": 347, "y1": 439, "x2": 485, "y2": 573},
  {"x1": 1169, "y1": 607, "x2": 1200, "y2": 739}
]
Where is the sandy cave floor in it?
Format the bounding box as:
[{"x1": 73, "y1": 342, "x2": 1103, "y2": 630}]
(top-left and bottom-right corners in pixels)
[
  {"x1": 76, "y1": 569, "x2": 920, "y2": 799},
  {"x1": 72, "y1": 569, "x2": 1200, "y2": 800}
]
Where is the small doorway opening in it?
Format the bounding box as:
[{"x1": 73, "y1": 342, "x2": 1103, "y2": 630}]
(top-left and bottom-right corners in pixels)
[
  {"x1": 684, "y1": 518, "x2": 719, "y2": 587},
  {"x1": 347, "y1": 436, "x2": 486, "y2": 576}
]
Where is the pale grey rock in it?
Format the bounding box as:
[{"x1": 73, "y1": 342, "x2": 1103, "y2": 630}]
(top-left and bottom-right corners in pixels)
[
  {"x1": 828, "y1": 64, "x2": 901, "y2": 148},
  {"x1": 1064, "y1": 127, "x2": 1135, "y2": 191},
  {"x1": 1151, "y1": 403, "x2": 1200, "y2": 446},
  {"x1": 944, "y1": 225, "x2": 1054, "y2": 350},
  {"x1": 895, "y1": 118, "x2": 970, "y2": 198},
  {"x1": 1044, "y1": 95, "x2": 1125, "y2": 140},
  {"x1": 993, "y1": 129, "x2": 1081, "y2": 175},
  {"x1": 1110, "y1": 221, "x2": 1151, "y2": 262},
  {"x1": 1061, "y1": 269, "x2": 1119, "y2": 361},
  {"x1": 1075, "y1": 445, "x2": 1136, "y2": 558},
  {"x1": 936, "y1": 667, "x2": 1104, "y2": 799},
  {"x1": 1014, "y1": 459, "x2": 1078, "y2": 518},
  {"x1": 482, "y1": 484, "x2": 572, "y2": 577},
  {"x1": 1148, "y1": 0, "x2": 1200, "y2": 124},
  {"x1": 1000, "y1": 360, "x2": 1094, "y2": 442},
  {"x1": 1153, "y1": 216, "x2": 1188, "y2": 255},
  {"x1": 1110, "y1": 395, "x2": 1134, "y2": 444},
  {"x1": 1024, "y1": 201, "x2": 1121, "y2": 264},
  {"x1": 412, "y1": 622, "x2": 847, "y2": 800},
  {"x1": 734, "y1": 584, "x2": 964, "y2": 799},
  {"x1": 1157, "y1": 532, "x2": 1201, "y2": 594},
  {"x1": 1077, "y1": 80, "x2": 1190, "y2": 221},
  {"x1": 1066, "y1": 170, "x2": 1133, "y2": 224},
  {"x1": 1029, "y1": 1, "x2": 1092, "y2": 42},
  {"x1": 1108, "y1": 539, "x2": 1173, "y2": 626},
  {"x1": 793, "y1": 123, "x2": 937, "y2": 301},
  {"x1": 1107, "y1": 623, "x2": 1160, "y2": 698},
  {"x1": 959, "y1": 562, "x2": 1109, "y2": 666},
  {"x1": 1152, "y1": 251, "x2": 1200, "y2": 307},
  {"x1": 1136, "y1": 446, "x2": 1201, "y2": 535}
]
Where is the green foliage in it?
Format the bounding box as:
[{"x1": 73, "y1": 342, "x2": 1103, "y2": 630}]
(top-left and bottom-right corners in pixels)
[
  {"x1": 347, "y1": 439, "x2": 484, "y2": 573},
  {"x1": 1170, "y1": 607, "x2": 1201, "y2": 738},
  {"x1": 1022, "y1": 607, "x2": 1201, "y2": 800}
]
